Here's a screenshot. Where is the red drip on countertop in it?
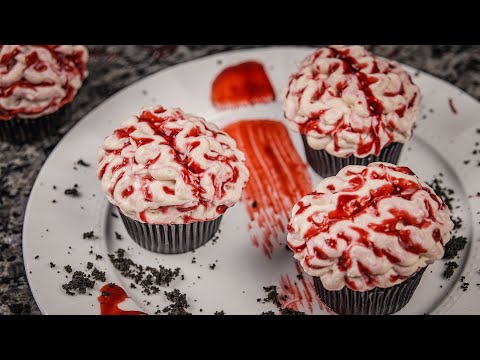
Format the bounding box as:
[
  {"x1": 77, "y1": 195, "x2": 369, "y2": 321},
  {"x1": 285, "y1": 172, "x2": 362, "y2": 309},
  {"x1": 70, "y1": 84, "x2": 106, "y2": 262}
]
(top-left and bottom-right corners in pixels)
[
  {"x1": 98, "y1": 284, "x2": 146, "y2": 315},
  {"x1": 211, "y1": 61, "x2": 275, "y2": 109},
  {"x1": 223, "y1": 120, "x2": 312, "y2": 258}
]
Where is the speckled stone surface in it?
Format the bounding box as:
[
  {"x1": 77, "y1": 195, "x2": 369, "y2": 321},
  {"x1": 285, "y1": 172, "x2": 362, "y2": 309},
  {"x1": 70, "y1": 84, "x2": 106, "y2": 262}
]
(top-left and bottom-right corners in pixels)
[{"x1": 1, "y1": 45, "x2": 479, "y2": 315}]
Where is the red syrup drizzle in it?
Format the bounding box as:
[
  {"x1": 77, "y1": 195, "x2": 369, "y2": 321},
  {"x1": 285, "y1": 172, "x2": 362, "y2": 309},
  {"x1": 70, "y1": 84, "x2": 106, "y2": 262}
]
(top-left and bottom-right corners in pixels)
[
  {"x1": 448, "y1": 98, "x2": 458, "y2": 115},
  {"x1": 98, "y1": 108, "x2": 242, "y2": 223},
  {"x1": 211, "y1": 61, "x2": 276, "y2": 109},
  {"x1": 97, "y1": 284, "x2": 146, "y2": 315},
  {"x1": 289, "y1": 164, "x2": 446, "y2": 283},
  {"x1": 0, "y1": 45, "x2": 87, "y2": 120},
  {"x1": 223, "y1": 120, "x2": 312, "y2": 258},
  {"x1": 277, "y1": 262, "x2": 335, "y2": 315}
]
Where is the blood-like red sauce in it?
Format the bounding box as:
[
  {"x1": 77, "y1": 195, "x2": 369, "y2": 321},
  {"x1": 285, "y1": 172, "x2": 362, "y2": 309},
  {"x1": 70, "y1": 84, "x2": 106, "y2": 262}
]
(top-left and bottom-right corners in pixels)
[
  {"x1": 211, "y1": 61, "x2": 275, "y2": 109},
  {"x1": 97, "y1": 284, "x2": 146, "y2": 315},
  {"x1": 0, "y1": 45, "x2": 87, "y2": 120},
  {"x1": 278, "y1": 263, "x2": 335, "y2": 314},
  {"x1": 223, "y1": 120, "x2": 312, "y2": 258}
]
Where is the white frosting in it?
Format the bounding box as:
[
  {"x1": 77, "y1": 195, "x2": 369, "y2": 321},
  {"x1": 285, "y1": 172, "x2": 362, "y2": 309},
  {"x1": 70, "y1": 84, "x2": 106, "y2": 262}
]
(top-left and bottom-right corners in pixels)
[
  {"x1": 283, "y1": 45, "x2": 421, "y2": 158},
  {"x1": 0, "y1": 45, "x2": 88, "y2": 120},
  {"x1": 287, "y1": 162, "x2": 453, "y2": 291},
  {"x1": 97, "y1": 106, "x2": 249, "y2": 224}
]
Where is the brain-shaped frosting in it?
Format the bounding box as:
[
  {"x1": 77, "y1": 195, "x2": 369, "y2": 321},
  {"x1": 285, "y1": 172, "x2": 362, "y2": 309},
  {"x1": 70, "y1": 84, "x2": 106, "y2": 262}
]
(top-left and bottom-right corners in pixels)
[
  {"x1": 283, "y1": 45, "x2": 421, "y2": 158},
  {"x1": 287, "y1": 162, "x2": 453, "y2": 291},
  {"x1": 97, "y1": 106, "x2": 249, "y2": 224},
  {"x1": 0, "y1": 45, "x2": 88, "y2": 120}
]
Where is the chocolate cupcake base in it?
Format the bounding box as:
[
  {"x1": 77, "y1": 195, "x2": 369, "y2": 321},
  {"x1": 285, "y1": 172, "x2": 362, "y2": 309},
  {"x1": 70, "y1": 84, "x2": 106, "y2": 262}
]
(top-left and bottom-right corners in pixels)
[
  {"x1": 314, "y1": 267, "x2": 426, "y2": 315},
  {"x1": 301, "y1": 136, "x2": 403, "y2": 178},
  {"x1": 0, "y1": 104, "x2": 71, "y2": 144},
  {"x1": 119, "y1": 211, "x2": 222, "y2": 254}
]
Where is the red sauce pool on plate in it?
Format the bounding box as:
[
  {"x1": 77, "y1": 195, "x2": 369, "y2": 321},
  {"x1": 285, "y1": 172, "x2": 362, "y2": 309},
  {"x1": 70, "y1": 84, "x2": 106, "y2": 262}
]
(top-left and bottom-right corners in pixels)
[
  {"x1": 98, "y1": 283, "x2": 146, "y2": 315},
  {"x1": 211, "y1": 61, "x2": 275, "y2": 109}
]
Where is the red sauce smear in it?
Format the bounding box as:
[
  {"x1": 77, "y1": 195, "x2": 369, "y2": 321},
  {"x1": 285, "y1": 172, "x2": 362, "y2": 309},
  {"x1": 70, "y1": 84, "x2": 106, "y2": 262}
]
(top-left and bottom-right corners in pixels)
[
  {"x1": 98, "y1": 284, "x2": 146, "y2": 315},
  {"x1": 448, "y1": 98, "x2": 457, "y2": 115},
  {"x1": 211, "y1": 61, "x2": 275, "y2": 109},
  {"x1": 223, "y1": 120, "x2": 312, "y2": 257},
  {"x1": 277, "y1": 262, "x2": 335, "y2": 314}
]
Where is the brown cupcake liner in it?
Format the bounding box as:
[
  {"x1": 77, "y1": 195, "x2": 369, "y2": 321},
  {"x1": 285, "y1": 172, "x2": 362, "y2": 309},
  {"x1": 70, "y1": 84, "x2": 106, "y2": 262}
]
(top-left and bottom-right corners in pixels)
[
  {"x1": 301, "y1": 135, "x2": 403, "y2": 178},
  {"x1": 0, "y1": 104, "x2": 71, "y2": 144},
  {"x1": 313, "y1": 267, "x2": 427, "y2": 315},
  {"x1": 119, "y1": 211, "x2": 222, "y2": 254}
]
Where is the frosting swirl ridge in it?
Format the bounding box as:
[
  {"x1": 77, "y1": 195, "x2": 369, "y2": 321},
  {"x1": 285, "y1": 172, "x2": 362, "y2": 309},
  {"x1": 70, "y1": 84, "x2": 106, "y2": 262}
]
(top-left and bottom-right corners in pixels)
[
  {"x1": 97, "y1": 106, "x2": 249, "y2": 224},
  {"x1": 287, "y1": 162, "x2": 453, "y2": 291},
  {"x1": 283, "y1": 45, "x2": 421, "y2": 158}
]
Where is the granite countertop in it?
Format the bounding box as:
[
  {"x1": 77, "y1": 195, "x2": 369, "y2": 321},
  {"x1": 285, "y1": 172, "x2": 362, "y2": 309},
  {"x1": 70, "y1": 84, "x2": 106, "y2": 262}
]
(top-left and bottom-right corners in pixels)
[{"x1": 1, "y1": 45, "x2": 479, "y2": 315}]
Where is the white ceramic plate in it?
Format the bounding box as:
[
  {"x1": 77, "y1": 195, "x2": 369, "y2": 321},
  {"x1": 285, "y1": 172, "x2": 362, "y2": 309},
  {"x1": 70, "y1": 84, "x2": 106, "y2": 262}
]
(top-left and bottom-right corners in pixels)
[{"x1": 23, "y1": 47, "x2": 480, "y2": 315}]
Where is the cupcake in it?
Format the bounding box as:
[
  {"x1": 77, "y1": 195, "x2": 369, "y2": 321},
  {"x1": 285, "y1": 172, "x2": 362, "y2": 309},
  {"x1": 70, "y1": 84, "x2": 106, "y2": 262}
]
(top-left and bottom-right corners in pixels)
[
  {"x1": 283, "y1": 45, "x2": 421, "y2": 178},
  {"x1": 0, "y1": 45, "x2": 88, "y2": 143},
  {"x1": 97, "y1": 106, "x2": 249, "y2": 254},
  {"x1": 287, "y1": 162, "x2": 453, "y2": 315}
]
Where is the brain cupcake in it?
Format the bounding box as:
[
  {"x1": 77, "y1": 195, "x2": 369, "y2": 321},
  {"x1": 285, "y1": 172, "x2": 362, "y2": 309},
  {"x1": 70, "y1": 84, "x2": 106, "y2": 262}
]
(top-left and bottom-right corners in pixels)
[
  {"x1": 283, "y1": 45, "x2": 421, "y2": 177},
  {"x1": 287, "y1": 162, "x2": 453, "y2": 315},
  {"x1": 97, "y1": 106, "x2": 249, "y2": 254},
  {"x1": 0, "y1": 45, "x2": 88, "y2": 143}
]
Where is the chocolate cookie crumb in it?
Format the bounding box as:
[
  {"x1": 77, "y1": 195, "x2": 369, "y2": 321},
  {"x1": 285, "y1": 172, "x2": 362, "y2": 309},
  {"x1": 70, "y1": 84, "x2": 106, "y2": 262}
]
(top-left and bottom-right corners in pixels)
[
  {"x1": 83, "y1": 231, "x2": 96, "y2": 239},
  {"x1": 263, "y1": 285, "x2": 281, "y2": 307},
  {"x1": 163, "y1": 289, "x2": 191, "y2": 315},
  {"x1": 428, "y1": 177, "x2": 454, "y2": 211},
  {"x1": 49, "y1": 262, "x2": 56, "y2": 268},
  {"x1": 96, "y1": 254, "x2": 103, "y2": 260},
  {"x1": 108, "y1": 248, "x2": 180, "y2": 295},
  {"x1": 443, "y1": 236, "x2": 467, "y2": 260},
  {"x1": 281, "y1": 308, "x2": 305, "y2": 315},
  {"x1": 34, "y1": 255, "x2": 39, "y2": 260},
  {"x1": 91, "y1": 268, "x2": 106, "y2": 282},
  {"x1": 214, "y1": 311, "x2": 225, "y2": 315},
  {"x1": 115, "y1": 232, "x2": 122, "y2": 240},
  {"x1": 86, "y1": 262, "x2": 93, "y2": 270},
  {"x1": 296, "y1": 274, "x2": 303, "y2": 280},
  {"x1": 62, "y1": 271, "x2": 95, "y2": 295},
  {"x1": 461, "y1": 282, "x2": 469, "y2": 291},
  {"x1": 77, "y1": 159, "x2": 90, "y2": 167},
  {"x1": 191, "y1": 257, "x2": 196, "y2": 264},
  {"x1": 444, "y1": 261, "x2": 459, "y2": 279},
  {"x1": 261, "y1": 311, "x2": 276, "y2": 315},
  {"x1": 209, "y1": 264, "x2": 216, "y2": 270},
  {"x1": 64, "y1": 187, "x2": 80, "y2": 197},
  {"x1": 64, "y1": 265, "x2": 72, "y2": 273}
]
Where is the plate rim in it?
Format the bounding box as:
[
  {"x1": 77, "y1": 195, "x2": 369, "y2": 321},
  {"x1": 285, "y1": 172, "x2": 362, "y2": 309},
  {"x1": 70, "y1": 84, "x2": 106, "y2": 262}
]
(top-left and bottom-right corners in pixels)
[{"x1": 22, "y1": 45, "x2": 480, "y2": 315}]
